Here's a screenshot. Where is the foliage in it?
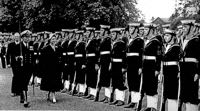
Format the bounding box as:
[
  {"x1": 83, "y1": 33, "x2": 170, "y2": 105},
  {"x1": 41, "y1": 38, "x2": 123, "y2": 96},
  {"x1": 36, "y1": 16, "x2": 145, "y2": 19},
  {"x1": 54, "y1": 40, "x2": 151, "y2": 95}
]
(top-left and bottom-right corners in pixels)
[{"x1": 0, "y1": 0, "x2": 142, "y2": 32}]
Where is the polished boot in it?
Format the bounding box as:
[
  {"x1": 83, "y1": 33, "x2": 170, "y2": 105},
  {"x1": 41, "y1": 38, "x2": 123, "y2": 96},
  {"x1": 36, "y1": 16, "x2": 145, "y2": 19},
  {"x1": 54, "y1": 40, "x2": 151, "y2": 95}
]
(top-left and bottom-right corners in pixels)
[
  {"x1": 109, "y1": 100, "x2": 119, "y2": 105},
  {"x1": 24, "y1": 102, "x2": 30, "y2": 108},
  {"x1": 99, "y1": 97, "x2": 107, "y2": 102},
  {"x1": 94, "y1": 88, "x2": 100, "y2": 102},
  {"x1": 88, "y1": 95, "x2": 95, "y2": 100},
  {"x1": 115, "y1": 100, "x2": 125, "y2": 106},
  {"x1": 84, "y1": 94, "x2": 92, "y2": 99},
  {"x1": 124, "y1": 102, "x2": 136, "y2": 108}
]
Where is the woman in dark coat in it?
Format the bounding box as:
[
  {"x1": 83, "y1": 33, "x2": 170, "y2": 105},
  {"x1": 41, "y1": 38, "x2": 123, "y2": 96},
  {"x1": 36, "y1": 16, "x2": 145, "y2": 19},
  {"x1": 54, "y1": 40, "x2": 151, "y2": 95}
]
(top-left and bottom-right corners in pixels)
[{"x1": 40, "y1": 34, "x2": 62, "y2": 103}]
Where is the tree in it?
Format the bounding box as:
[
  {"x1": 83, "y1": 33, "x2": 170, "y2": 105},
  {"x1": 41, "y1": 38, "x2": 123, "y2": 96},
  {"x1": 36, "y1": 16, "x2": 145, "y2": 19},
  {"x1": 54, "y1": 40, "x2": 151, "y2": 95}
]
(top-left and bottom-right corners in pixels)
[
  {"x1": 170, "y1": 0, "x2": 200, "y2": 29},
  {"x1": 0, "y1": 0, "x2": 142, "y2": 32}
]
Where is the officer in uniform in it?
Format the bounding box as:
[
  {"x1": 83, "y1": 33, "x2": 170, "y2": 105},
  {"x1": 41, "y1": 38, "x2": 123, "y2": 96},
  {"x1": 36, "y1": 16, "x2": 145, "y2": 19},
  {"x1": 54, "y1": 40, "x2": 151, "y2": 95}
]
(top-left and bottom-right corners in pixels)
[
  {"x1": 124, "y1": 23, "x2": 144, "y2": 109},
  {"x1": 60, "y1": 29, "x2": 74, "y2": 93},
  {"x1": 19, "y1": 30, "x2": 34, "y2": 107},
  {"x1": 161, "y1": 29, "x2": 183, "y2": 111},
  {"x1": 141, "y1": 23, "x2": 163, "y2": 111},
  {"x1": 179, "y1": 20, "x2": 200, "y2": 111},
  {"x1": 109, "y1": 28, "x2": 127, "y2": 106},
  {"x1": 95, "y1": 25, "x2": 112, "y2": 102},
  {"x1": 84, "y1": 27, "x2": 100, "y2": 100}
]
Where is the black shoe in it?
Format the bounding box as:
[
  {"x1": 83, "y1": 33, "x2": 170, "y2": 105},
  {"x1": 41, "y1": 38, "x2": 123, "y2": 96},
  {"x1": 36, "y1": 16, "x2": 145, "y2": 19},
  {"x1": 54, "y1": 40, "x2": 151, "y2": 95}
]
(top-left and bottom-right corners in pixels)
[
  {"x1": 88, "y1": 95, "x2": 95, "y2": 100},
  {"x1": 24, "y1": 102, "x2": 30, "y2": 108},
  {"x1": 94, "y1": 95, "x2": 99, "y2": 102},
  {"x1": 61, "y1": 89, "x2": 67, "y2": 93},
  {"x1": 104, "y1": 97, "x2": 109, "y2": 103},
  {"x1": 115, "y1": 100, "x2": 124, "y2": 106},
  {"x1": 124, "y1": 102, "x2": 136, "y2": 108},
  {"x1": 11, "y1": 93, "x2": 18, "y2": 97},
  {"x1": 20, "y1": 100, "x2": 24, "y2": 103},
  {"x1": 109, "y1": 100, "x2": 118, "y2": 105},
  {"x1": 84, "y1": 94, "x2": 92, "y2": 99},
  {"x1": 99, "y1": 97, "x2": 107, "y2": 102}
]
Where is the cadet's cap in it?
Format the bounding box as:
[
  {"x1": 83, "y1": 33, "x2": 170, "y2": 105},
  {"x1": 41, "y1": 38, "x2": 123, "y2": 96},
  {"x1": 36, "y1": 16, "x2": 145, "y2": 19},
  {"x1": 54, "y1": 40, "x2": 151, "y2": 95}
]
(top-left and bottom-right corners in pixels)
[
  {"x1": 139, "y1": 26, "x2": 145, "y2": 30},
  {"x1": 21, "y1": 30, "x2": 32, "y2": 37},
  {"x1": 86, "y1": 27, "x2": 96, "y2": 31},
  {"x1": 177, "y1": 25, "x2": 183, "y2": 29},
  {"x1": 61, "y1": 29, "x2": 74, "y2": 32},
  {"x1": 128, "y1": 23, "x2": 141, "y2": 27},
  {"x1": 100, "y1": 25, "x2": 110, "y2": 29},
  {"x1": 76, "y1": 30, "x2": 84, "y2": 34},
  {"x1": 32, "y1": 33, "x2": 37, "y2": 37},
  {"x1": 43, "y1": 31, "x2": 51, "y2": 34},
  {"x1": 181, "y1": 19, "x2": 195, "y2": 25},
  {"x1": 164, "y1": 29, "x2": 176, "y2": 35},
  {"x1": 110, "y1": 28, "x2": 122, "y2": 32},
  {"x1": 162, "y1": 24, "x2": 170, "y2": 28},
  {"x1": 95, "y1": 30, "x2": 101, "y2": 33}
]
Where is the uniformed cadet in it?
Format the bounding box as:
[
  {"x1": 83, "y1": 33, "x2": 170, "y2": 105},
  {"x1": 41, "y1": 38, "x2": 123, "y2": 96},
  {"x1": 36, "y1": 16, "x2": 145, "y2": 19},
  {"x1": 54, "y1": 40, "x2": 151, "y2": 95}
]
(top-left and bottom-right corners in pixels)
[
  {"x1": 109, "y1": 28, "x2": 127, "y2": 106},
  {"x1": 179, "y1": 19, "x2": 200, "y2": 111},
  {"x1": 140, "y1": 23, "x2": 163, "y2": 111},
  {"x1": 84, "y1": 27, "x2": 100, "y2": 101},
  {"x1": 124, "y1": 23, "x2": 144, "y2": 109},
  {"x1": 73, "y1": 30, "x2": 87, "y2": 97},
  {"x1": 161, "y1": 29, "x2": 183, "y2": 111},
  {"x1": 69, "y1": 30, "x2": 84, "y2": 95},
  {"x1": 61, "y1": 29, "x2": 74, "y2": 93},
  {"x1": 95, "y1": 25, "x2": 112, "y2": 102},
  {"x1": 66, "y1": 29, "x2": 78, "y2": 95}
]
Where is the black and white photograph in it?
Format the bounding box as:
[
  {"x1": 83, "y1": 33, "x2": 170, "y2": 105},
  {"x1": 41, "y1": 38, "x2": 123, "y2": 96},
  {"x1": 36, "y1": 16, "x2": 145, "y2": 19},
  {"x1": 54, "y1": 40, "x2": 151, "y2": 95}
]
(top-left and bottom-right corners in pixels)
[{"x1": 0, "y1": 0, "x2": 200, "y2": 111}]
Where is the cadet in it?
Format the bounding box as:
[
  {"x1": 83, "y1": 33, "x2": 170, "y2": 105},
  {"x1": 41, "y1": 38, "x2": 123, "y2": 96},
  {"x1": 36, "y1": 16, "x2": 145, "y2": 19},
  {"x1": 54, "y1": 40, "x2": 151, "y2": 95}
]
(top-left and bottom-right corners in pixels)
[
  {"x1": 109, "y1": 28, "x2": 127, "y2": 106},
  {"x1": 161, "y1": 29, "x2": 183, "y2": 111},
  {"x1": 179, "y1": 19, "x2": 200, "y2": 111},
  {"x1": 124, "y1": 23, "x2": 144, "y2": 109},
  {"x1": 141, "y1": 24, "x2": 163, "y2": 111},
  {"x1": 84, "y1": 27, "x2": 100, "y2": 100},
  {"x1": 96, "y1": 25, "x2": 112, "y2": 102}
]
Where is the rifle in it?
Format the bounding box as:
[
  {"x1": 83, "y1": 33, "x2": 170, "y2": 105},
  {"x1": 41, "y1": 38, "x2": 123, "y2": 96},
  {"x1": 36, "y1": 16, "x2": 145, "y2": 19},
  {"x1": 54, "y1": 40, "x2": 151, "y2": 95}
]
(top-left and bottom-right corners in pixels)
[{"x1": 159, "y1": 61, "x2": 164, "y2": 111}]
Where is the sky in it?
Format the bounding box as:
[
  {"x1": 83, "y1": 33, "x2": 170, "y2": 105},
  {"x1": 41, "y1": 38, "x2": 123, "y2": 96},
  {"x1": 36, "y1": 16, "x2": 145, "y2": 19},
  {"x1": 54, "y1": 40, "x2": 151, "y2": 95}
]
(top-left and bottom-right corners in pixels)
[{"x1": 137, "y1": 0, "x2": 176, "y2": 22}]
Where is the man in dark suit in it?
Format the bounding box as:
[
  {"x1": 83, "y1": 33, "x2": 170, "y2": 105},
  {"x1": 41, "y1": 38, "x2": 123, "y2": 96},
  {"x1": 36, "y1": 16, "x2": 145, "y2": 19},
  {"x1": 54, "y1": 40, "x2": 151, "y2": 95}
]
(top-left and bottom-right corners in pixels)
[
  {"x1": 6, "y1": 33, "x2": 21, "y2": 97},
  {"x1": 1, "y1": 40, "x2": 7, "y2": 68}
]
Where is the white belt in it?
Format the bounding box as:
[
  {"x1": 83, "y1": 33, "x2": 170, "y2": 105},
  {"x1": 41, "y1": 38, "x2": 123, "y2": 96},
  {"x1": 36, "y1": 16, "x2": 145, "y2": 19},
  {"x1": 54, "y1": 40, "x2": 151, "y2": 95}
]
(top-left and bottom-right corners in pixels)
[
  {"x1": 67, "y1": 52, "x2": 74, "y2": 55},
  {"x1": 34, "y1": 52, "x2": 37, "y2": 55},
  {"x1": 163, "y1": 61, "x2": 178, "y2": 66},
  {"x1": 143, "y1": 56, "x2": 156, "y2": 60},
  {"x1": 112, "y1": 58, "x2": 122, "y2": 62},
  {"x1": 63, "y1": 53, "x2": 67, "y2": 56},
  {"x1": 39, "y1": 52, "x2": 41, "y2": 55},
  {"x1": 75, "y1": 54, "x2": 83, "y2": 57},
  {"x1": 100, "y1": 51, "x2": 110, "y2": 55},
  {"x1": 182, "y1": 58, "x2": 198, "y2": 63},
  {"x1": 87, "y1": 53, "x2": 95, "y2": 57},
  {"x1": 127, "y1": 52, "x2": 139, "y2": 56}
]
